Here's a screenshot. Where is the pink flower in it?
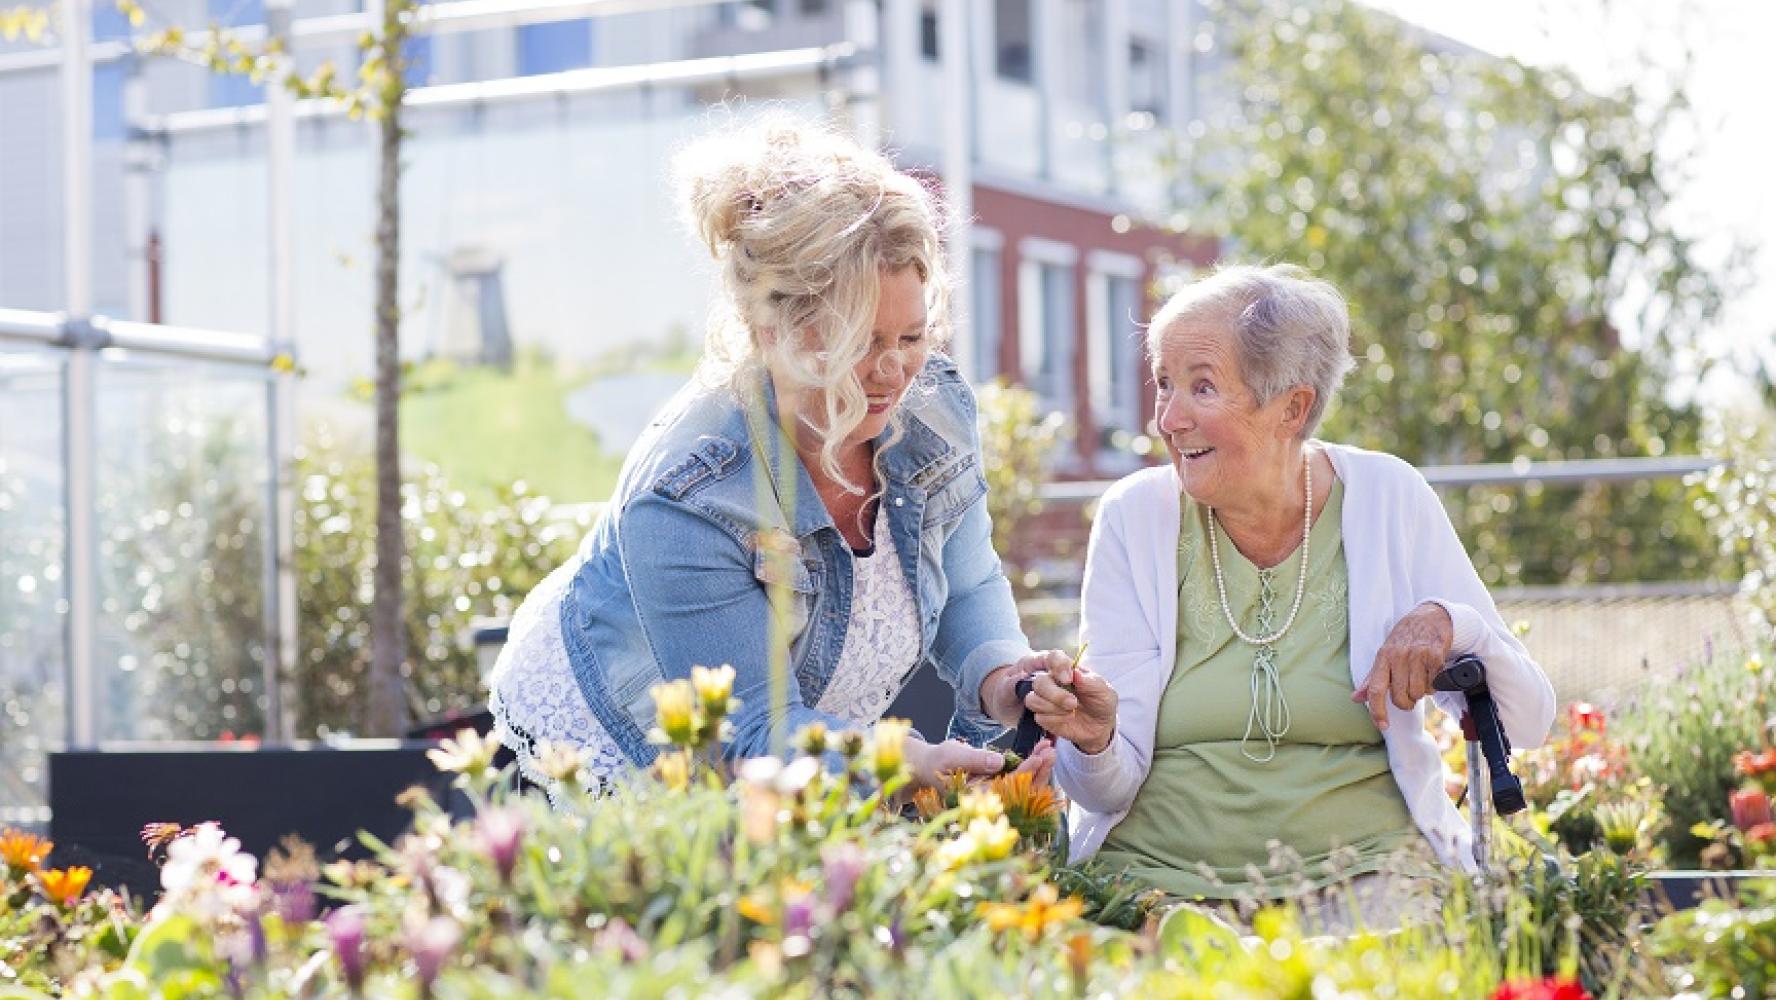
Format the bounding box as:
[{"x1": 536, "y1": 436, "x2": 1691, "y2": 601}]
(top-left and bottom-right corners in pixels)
[
  {"x1": 326, "y1": 905, "x2": 368, "y2": 992},
  {"x1": 1731, "y1": 787, "x2": 1774, "y2": 831},
  {"x1": 475, "y1": 808, "x2": 525, "y2": 883},
  {"x1": 404, "y1": 914, "x2": 461, "y2": 995}
]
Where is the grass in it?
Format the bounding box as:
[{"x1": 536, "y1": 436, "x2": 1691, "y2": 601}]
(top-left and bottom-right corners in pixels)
[{"x1": 399, "y1": 355, "x2": 626, "y2": 505}]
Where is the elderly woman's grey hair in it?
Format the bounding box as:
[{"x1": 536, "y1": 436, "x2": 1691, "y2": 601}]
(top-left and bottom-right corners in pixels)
[{"x1": 1148, "y1": 263, "x2": 1356, "y2": 439}]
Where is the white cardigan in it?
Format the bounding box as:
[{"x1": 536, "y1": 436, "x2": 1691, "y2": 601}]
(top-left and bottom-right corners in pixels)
[{"x1": 1053, "y1": 443, "x2": 1556, "y2": 870}]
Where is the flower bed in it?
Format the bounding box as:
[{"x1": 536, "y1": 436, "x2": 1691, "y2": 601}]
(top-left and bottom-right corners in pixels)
[{"x1": 5, "y1": 653, "x2": 1775, "y2": 997}]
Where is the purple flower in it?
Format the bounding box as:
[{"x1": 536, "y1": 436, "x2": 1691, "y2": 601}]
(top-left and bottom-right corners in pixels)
[
  {"x1": 268, "y1": 879, "x2": 317, "y2": 925},
  {"x1": 476, "y1": 808, "x2": 525, "y2": 884},
  {"x1": 405, "y1": 914, "x2": 461, "y2": 995},
  {"x1": 784, "y1": 893, "x2": 816, "y2": 940},
  {"x1": 821, "y1": 843, "x2": 866, "y2": 914},
  {"x1": 325, "y1": 905, "x2": 368, "y2": 992}
]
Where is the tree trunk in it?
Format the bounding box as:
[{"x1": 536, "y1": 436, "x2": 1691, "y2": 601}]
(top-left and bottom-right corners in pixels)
[{"x1": 365, "y1": 50, "x2": 410, "y2": 737}]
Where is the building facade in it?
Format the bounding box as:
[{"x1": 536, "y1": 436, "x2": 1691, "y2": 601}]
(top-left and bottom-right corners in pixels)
[{"x1": 0, "y1": 0, "x2": 1224, "y2": 475}]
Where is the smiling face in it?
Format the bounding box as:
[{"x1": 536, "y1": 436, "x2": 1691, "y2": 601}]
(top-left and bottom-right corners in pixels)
[
  {"x1": 842, "y1": 264, "x2": 930, "y2": 447},
  {"x1": 1152, "y1": 315, "x2": 1311, "y2": 512}
]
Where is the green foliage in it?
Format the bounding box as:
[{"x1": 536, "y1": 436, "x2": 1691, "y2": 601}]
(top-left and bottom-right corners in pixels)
[
  {"x1": 1617, "y1": 646, "x2": 1774, "y2": 867},
  {"x1": 291, "y1": 429, "x2": 590, "y2": 735},
  {"x1": 975, "y1": 378, "x2": 1069, "y2": 584},
  {"x1": 1185, "y1": 0, "x2": 1738, "y2": 585},
  {"x1": 1693, "y1": 407, "x2": 1776, "y2": 637},
  {"x1": 1650, "y1": 878, "x2": 1776, "y2": 999}
]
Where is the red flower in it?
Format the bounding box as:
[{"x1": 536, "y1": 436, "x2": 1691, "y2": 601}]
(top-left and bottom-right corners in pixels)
[
  {"x1": 1731, "y1": 787, "x2": 1774, "y2": 831},
  {"x1": 1490, "y1": 976, "x2": 1593, "y2": 1000},
  {"x1": 1735, "y1": 748, "x2": 1776, "y2": 778},
  {"x1": 1566, "y1": 703, "x2": 1606, "y2": 735}
]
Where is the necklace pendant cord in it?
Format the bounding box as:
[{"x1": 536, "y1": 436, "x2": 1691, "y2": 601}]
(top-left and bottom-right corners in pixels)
[{"x1": 1210, "y1": 449, "x2": 1313, "y2": 762}]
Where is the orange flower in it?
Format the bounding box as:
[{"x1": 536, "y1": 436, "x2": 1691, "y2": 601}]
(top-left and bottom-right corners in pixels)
[
  {"x1": 911, "y1": 787, "x2": 946, "y2": 821},
  {"x1": 0, "y1": 829, "x2": 52, "y2": 874},
  {"x1": 36, "y1": 866, "x2": 92, "y2": 907},
  {"x1": 1565, "y1": 702, "x2": 1606, "y2": 735},
  {"x1": 1735, "y1": 748, "x2": 1776, "y2": 778},
  {"x1": 989, "y1": 771, "x2": 1060, "y2": 822}
]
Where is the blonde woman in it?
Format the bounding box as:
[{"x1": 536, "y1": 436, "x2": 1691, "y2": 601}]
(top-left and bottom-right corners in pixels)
[{"x1": 488, "y1": 117, "x2": 1067, "y2": 795}]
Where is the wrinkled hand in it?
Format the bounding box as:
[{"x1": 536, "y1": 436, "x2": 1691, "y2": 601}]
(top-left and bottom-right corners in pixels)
[
  {"x1": 903, "y1": 736, "x2": 1005, "y2": 790},
  {"x1": 1352, "y1": 601, "x2": 1454, "y2": 731},
  {"x1": 1005, "y1": 737, "x2": 1056, "y2": 786},
  {"x1": 1023, "y1": 656, "x2": 1118, "y2": 755}
]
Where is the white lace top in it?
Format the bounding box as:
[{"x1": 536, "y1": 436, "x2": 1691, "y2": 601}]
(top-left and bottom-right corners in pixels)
[{"x1": 487, "y1": 510, "x2": 924, "y2": 800}]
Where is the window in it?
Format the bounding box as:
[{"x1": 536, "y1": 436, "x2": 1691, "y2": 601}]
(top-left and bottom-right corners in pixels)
[
  {"x1": 92, "y1": 61, "x2": 127, "y2": 140},
  {"x1": 1088, "y1": 270, "x2": 1143, "y2": 444},
  {"x1": 919, "y1": 2, "x2": 938, "y2": 61},
  {"x1": 206, "y1": 0, "x2": 266, "y2": 107},
  {"x1": 994, "y1": 0, "x2": 1032, "y2": 82},
  {"x1": 798, "y1": 0, "x2": 827, "y2": 13},
  {"x1": 970, "y1": 246, "x2": 1000, "y2": 380},
  {"x1": 517, "y1": 19, "x2": 593, "y2": 76},
  {"x1": 1129, "y1": 38, "x2": 1167, "y2": 118},
  {"x1": 1019, "y1": 257, "x2": 1075, "y2": 414}
]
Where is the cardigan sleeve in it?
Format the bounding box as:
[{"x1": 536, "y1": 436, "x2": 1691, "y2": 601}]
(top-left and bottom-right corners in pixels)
[
  {"x1": 1407, "y1": 475, "x2": 1557, "y2": 750},
  {"x1": 1052, "y1": 484, "x2": 1160, "y2": 815}
]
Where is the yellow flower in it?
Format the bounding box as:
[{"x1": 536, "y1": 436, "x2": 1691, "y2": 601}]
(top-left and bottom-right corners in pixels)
[
  {"x1": 691, "y1": 664, "x2": 737, "y2": 718},
  {"x1": 1749, "y1": 656, "x2": 1765, "y2": 675},
  {"x1": 654, "y1": 751, "x2": 691, "y2": 792},
  {"x1": 37, "y1": 866, "x2": 92, "y2": 908},
  {"x1": 793, "y1": 722, "x2": 831, "y2": 757},
  {"x1": 958, "y1": 788, "x2": 1004, "y2": 824},
  {"x1": 870, "y1": 718, "x2": 912, "y2": 782},
  {"x1": 649, "y1": 680, "x2": 699, "y2": 746},
  {"x1": 0, "y1": 829, "x2": 52, "y2": 874},
  {"x1": 738, "y1": 892, "x2": 774, "y2": 925},
  {"x1": 967, "y1": 816, "x2": 1019, "y2": 862},
  {"x1": 935, "y1": 832, "x2": 979, "y2": 871},
  {"x1": 425, "y1": 728, "x2": 499, "y2": 778},
  {"x1": 976, "y1": 883, "x2": 1085, "y2": 942},
  {"x1": 533, "y1": 741, "x2": 588, "y2": 785}
]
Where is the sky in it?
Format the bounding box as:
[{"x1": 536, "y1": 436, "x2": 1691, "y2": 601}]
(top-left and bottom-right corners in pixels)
[{"x1": 1367, "y1": 0, "x2": 1776, "y2": 404}]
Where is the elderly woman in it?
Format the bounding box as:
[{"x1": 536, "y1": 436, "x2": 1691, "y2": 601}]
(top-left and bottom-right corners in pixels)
[
  {"x1": 1025, "y1": 264, "x2": 1555, "y2": 923},
  {"x1": 487, "y1": 117, "x2": 1067, "y2": 796}
]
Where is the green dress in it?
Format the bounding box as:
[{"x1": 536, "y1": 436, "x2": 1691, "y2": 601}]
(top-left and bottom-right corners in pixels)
[{"x1": 1095, "y1": 479, "x2": 1425, "y2": 900}]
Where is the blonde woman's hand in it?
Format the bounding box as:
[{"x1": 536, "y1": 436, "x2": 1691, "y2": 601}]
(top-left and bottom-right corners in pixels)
[{"x1": 904, "y1": 736, "x2": 1005, "y2": 790}]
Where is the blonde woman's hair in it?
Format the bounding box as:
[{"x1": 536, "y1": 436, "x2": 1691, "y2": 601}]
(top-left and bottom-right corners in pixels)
[
  {"x1": 675, "y1": 114, "x2": 952, "y2": 491},
  {"x1": 1147, "y1": 262, "x2": 1355, "y2": 439}
]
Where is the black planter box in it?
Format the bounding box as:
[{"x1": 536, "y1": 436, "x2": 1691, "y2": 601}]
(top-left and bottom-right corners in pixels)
[
  {"x1": 1645, "y1": 870, "x2": 1773, "y2": 911},
  {"x1": 49, "y1": 741, "x2": 454, "y2": 899}
]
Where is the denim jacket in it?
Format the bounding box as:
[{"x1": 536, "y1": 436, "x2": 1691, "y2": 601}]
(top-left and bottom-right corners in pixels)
[{"x1": 559, "y1": 354, "x2": 1032, "y2": 765}]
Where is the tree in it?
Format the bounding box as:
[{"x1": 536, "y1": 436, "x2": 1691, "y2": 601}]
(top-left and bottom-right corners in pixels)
[{"x1": 1179, "y1": 0, "x2": 1749, "y2": 585}]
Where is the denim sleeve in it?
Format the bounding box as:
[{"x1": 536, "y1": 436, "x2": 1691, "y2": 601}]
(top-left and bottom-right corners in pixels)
[
  {"x1": 617, "y1": 493, "x2": 854, "y2": 761},
  {"x1": 927, "y1": 490, "x2": 1033, "y2": 732}
]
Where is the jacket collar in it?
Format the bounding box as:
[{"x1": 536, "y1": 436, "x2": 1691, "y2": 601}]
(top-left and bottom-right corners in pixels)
[{"x1": 740, "y1": 371, "x2": 960, "y2": 539}]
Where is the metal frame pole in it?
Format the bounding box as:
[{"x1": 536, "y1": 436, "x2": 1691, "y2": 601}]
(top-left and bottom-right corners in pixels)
[
  {"x1": 61, "y1": 0, "x2": 99, "y2": 750},
  {"x1": 263, "y1": 0, "x2": 298, "y2": 744},
  {"x1": 938, "y1": 0, "x2": 974, "y2": 378},
  {"x1": 841, "y1": 0, "x2": 879, "y2": 149}
]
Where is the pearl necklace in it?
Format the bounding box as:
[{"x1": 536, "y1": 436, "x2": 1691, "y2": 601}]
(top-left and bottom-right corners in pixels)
[{"x1": 1206, "y1": 450, "x2": 1313, "y2": 647}]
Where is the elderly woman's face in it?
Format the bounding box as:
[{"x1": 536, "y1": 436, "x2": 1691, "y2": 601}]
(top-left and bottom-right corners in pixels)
[
  {"x1": 1152, "y1": 317, "x2": 1298, "y2": 509},
  {"x1": 843, "y1": 265, "x2": 930, "y2": 447}
]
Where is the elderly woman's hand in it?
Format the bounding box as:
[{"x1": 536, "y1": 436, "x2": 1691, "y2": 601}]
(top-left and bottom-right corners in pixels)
[
  {"x1": 1024, "y1": 658, "x2": 1119, "y2": 755},
  {"x1": 1352, "y1": 602, "x2": 1454, "y2": 731}
]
